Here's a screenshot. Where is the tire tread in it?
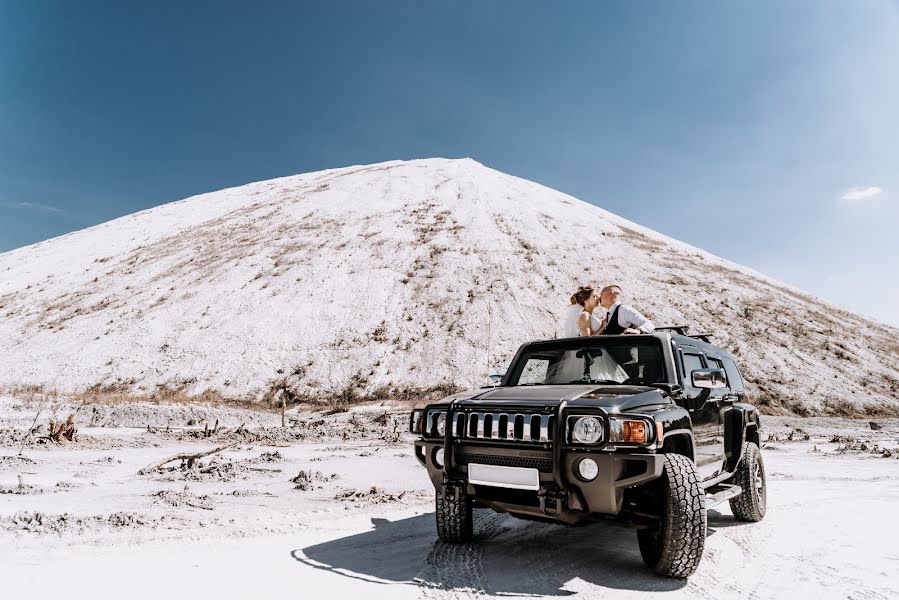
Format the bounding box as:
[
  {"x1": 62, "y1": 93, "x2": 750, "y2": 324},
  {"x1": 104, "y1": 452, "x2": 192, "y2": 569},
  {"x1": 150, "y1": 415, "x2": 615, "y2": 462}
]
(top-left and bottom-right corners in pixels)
[
  {"x1": 637, "y1": 453, "x2": 707, "y2": 578},
  {"x1": 729, "y1": 441, "x2": 766, "y2": 522},
  {"x1": 435, "y1": 492, "x2": 473, "y2": 543}
]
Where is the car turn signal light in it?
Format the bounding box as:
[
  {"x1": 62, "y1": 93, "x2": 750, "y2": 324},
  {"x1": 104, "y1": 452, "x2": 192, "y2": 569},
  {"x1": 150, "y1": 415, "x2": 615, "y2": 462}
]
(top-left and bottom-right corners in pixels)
[
  {"x1": 410, "y1": 410, "x2": 424, "y2": 434},
  {"x1": 621, "y1": 420, "x2": 647, "y2": 444}
]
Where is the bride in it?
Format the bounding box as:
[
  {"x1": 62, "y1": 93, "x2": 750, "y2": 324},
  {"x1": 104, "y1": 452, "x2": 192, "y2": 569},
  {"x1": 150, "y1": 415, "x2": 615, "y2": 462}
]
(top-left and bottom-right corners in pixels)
[
  {"x1": 553, "y1": 285, "x2": 627, "y2": 383},
  {"x1": 560, "y1": 285, "x2": 606, "y2": 337}
]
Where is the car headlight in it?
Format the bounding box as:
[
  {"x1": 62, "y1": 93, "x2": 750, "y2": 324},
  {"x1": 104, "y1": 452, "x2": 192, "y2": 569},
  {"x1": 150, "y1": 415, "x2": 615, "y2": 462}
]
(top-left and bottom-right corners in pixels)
[
  {"x1": 435, "y1": 412, "x2": 446, "y2": 436},
  {"x1": 571, "y1": 416, "x2": 602, "y2": 444},
  {"x1": 608, "y1": 418, "x2": 652, "y2": 445}
]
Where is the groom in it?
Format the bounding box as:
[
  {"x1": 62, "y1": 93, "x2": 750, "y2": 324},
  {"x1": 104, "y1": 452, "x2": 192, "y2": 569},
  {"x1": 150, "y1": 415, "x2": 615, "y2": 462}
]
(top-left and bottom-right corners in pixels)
[{"x1": 599, "y1": 285, "x2": 655, "y2": 334}]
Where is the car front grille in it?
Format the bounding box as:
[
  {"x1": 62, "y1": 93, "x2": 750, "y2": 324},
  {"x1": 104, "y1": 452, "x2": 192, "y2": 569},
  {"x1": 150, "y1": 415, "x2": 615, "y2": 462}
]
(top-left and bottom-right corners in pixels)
[
  {"x1": 447, "y1": 411, "x2": 555, "y2": 443},
  {"x1": 454, "y1": 452, "x2": 553, "y2": 473}
]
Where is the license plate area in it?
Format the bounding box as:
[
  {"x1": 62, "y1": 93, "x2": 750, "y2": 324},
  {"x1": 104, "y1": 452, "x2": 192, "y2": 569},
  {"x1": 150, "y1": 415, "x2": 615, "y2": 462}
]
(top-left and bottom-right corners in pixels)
[{"x1": 468, "y1": 463, "x2": 540, "y2": 491}]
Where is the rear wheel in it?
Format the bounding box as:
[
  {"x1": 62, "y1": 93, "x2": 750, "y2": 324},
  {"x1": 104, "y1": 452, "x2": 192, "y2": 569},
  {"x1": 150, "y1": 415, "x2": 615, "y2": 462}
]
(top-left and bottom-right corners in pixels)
[
  {"x1": 729, "y1": 441, "x2": 766, "y2": 522},
  {"x1": 435, "y1": 492, "x2": 473, "y2": 543},
  {"x1": 637, "y1": 453, "x2": 707, "y2": 578}
]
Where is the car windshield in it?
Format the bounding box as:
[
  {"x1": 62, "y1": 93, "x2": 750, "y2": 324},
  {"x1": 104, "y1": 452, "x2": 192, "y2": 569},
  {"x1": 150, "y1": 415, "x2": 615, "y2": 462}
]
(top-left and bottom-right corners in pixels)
[{"x1": 507, "y1": 339, "x2": 667, "y2": 386}]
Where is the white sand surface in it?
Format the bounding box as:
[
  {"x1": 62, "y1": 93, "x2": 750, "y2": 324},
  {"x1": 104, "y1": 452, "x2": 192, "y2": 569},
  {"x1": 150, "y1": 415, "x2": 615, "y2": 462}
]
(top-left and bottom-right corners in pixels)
[{"x1": 2, "y1": 403, "x2": 898, "y2": 600}]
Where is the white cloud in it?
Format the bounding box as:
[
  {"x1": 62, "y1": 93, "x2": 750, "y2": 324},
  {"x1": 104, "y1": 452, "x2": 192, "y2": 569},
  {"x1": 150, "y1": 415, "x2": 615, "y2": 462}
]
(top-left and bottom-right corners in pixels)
[
  {"x1": 0, "y1": 200, "x2": 64, "y2": 214},
  {"x1": 840, "y1": 186, "x2": 882, "y2": 201}
]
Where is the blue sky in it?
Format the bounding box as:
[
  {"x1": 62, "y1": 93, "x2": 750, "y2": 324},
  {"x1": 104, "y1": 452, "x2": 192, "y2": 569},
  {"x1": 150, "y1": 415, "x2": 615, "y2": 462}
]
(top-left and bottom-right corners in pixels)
[{"x1": 1, "y1": 1, "x2": 898, "y2": 326}]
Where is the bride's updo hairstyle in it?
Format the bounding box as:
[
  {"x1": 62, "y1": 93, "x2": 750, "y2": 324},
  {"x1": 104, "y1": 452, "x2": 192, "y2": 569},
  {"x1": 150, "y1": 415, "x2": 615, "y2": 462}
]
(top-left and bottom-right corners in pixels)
[{"x1": 570, "y1": 285, "x2": 597, "y2": 307}]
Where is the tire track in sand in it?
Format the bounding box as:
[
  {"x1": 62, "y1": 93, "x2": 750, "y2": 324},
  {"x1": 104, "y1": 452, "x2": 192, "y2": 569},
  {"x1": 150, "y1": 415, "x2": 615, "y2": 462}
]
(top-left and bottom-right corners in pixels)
[{"x1": 414, "y1": 509, "x2": 507, "y2": 599}]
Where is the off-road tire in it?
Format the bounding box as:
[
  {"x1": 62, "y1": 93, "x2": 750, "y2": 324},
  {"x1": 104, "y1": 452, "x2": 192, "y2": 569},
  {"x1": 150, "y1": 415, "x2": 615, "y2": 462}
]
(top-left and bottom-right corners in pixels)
[
  {"x1": 729, "y1": 441, "x2": 766, "y2": 522},
  {"x1": 435, "y1": 492, "x2": 473, "y2": 543},
  {"x1": 637, "y1": 453, "x2": 707, "y2": 578}
]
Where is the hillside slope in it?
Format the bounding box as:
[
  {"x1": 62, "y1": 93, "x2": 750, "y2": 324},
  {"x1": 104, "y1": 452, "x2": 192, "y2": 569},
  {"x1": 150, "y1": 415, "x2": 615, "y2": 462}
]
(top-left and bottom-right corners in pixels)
[{"x1": 1, "y1": 158, "x2": 896, "y2": 414}]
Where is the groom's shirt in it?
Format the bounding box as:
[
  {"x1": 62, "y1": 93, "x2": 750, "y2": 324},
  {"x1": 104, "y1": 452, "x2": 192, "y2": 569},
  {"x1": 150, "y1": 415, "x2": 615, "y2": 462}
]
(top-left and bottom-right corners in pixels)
[{"x1": 605, "y1": 302, "x2": 655, "y2": 333}]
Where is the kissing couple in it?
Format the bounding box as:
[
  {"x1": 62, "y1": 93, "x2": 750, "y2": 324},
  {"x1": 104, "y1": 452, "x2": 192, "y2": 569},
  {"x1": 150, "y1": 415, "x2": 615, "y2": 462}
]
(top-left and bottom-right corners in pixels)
[{"x1": 560, "y1": 284, "x2": 655, "y2": 338}]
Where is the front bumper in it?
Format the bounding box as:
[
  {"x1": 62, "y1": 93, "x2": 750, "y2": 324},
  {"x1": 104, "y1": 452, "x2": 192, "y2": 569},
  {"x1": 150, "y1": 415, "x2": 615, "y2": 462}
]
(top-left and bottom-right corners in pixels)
[{"x1": 414, "y1": 439, "x2": 663, "y2": 523}]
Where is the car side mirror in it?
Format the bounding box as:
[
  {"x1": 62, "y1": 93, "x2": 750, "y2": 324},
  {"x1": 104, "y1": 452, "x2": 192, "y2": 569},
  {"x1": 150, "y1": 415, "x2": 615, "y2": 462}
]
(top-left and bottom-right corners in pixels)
[
  {"x1": 691, "y1": 368, "x2": 727, "y2": 389},
  {"x1": 485, "y1": 374, "x2": 504, "y2": 387}
]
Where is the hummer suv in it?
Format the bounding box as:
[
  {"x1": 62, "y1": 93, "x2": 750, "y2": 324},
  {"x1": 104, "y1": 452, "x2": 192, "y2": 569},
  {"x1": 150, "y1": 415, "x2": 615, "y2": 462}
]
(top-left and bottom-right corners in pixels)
[{"x1": 410, "y1": 328, "x2": 766, "y2": 578}]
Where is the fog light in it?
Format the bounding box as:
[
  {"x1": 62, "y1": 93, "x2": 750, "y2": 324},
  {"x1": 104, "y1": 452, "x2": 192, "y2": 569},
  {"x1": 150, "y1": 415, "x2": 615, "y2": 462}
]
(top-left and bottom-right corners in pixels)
[
  {"x1": 435, "y1": 412, "x2": 446, "y2": 436},
  {"x1": 435, "y1": 448, "x2": 445, "y2": 468},
  {"x1": 577, "y1": 458, "x2": 598, "y2": 481},
  {"x1": 572, "y1": 417, "x2": 602, "y2": 444}
]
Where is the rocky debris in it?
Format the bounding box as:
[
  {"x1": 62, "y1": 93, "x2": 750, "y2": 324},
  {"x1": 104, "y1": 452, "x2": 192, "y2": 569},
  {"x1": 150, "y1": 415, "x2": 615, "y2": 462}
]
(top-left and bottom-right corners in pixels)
[
  {"x1": 0, "y1": 408, "x2": 411, "y2": 451},
  {"x1": 150, "y1": 487, "x2": 215, "y2": 510},
  {"x1": 869, "y1": 421, "x2": 884, "y2": 431},
  {"x1": 79, "y1": 401, "x2": 273, "y2": 429},
  {"x1": 139, "y1": 442, "x2": 237, "y2": 475},
  {"x1": 226, "y1": 489, "x2": 274, "y2": 497},
  {"x1": 0, "y1": 427, "x2": 125, "y2": 450},
  {"x1": 80, "y1": 455, "x2": 122, "y2": 465},
  {"x1": 829, "y1": 434, "x2": 857, "y2": 444},
  {"x1": 335, "y1": 486, "x2": 420, "y2": 504},
  {"x1": 829, "y1": 435, "x2": 899, "y2": 457},
  {"x1": 291, "y1": 469, "x2": 338, "y2": 491},
  {"x1": 148, "y1": 450, "x2": 285, "y2": 482},
  {"x1": 766, "y1": 428, "x2": 811, "y2": 443},
  {"x1": 5, "y1": 511, "x2": 166, "y2": 535},
  {"x1": 144, "y1": 413, "x2": 410, "y2": 447},
  {"x1": 256, "y1": 451, "x2": 282, "y2": 462},
  {"x1": 0, "y1": 454, "x2": 37, "y2": 469},
  {"x1": 0, "y1": 482, "x2": 44, "y2": 495}
]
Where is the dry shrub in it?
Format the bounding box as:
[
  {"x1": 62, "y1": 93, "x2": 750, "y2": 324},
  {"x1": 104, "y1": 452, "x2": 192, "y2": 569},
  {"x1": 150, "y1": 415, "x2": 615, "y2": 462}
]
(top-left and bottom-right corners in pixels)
[
  {"x1": 47, "y1": 415, "x2": 76, "y2": 442},
  {"x1": 72, "y1": 383, "x2": 269, "y2": 412}
]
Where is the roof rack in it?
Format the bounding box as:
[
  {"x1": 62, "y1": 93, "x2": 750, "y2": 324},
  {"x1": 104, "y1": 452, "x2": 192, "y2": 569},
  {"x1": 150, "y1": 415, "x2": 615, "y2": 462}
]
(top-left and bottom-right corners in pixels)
[
  {"x1": 656, "y1": 326, "x2": 713, "y2": 343},
  {"x1": 656, "y1": 326, "x2": 689, "y2": 335}
]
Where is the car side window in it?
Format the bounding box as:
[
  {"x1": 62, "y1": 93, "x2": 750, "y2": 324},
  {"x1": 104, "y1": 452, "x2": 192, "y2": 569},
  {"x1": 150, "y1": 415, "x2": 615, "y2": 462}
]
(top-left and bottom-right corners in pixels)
[
  {"x1": 682, "y1": 353, "x2": 704, "y2": 376},
  {"x1": 721, "y1": 358, "x2": 746, "y2": 393},
  {"x1": 707, "y1": 357, "x2": 729, "y2": 388},
  {"x1": 682, "y1": 352, "x2": 705, "y2": 387}
]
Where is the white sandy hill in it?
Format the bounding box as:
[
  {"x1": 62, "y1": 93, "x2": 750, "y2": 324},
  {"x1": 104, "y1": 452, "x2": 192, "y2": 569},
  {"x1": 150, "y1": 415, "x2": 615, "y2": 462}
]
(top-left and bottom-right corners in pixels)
[{"x1": 0, "y1": 158, "x2": 896, "y2": 414}]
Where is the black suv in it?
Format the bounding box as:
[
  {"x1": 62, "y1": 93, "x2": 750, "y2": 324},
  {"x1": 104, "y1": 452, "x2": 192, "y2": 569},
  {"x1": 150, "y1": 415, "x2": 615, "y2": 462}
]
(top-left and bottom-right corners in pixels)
[{"x1": 410, "y1": 329, "x2": 766, "y2": 578}]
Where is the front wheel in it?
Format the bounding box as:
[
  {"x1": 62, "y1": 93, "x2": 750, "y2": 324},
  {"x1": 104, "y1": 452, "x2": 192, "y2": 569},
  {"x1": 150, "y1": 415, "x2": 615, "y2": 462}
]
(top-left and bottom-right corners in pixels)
[
  {"x1": 637, "y1": 453, "x2": 707, "y2": 578},
  {"x1": 435, "y1": 492, "x2": 473, "y2": 543},
  {"x1": 729, "y1": 441, "x2": 766, "y2": 522}
]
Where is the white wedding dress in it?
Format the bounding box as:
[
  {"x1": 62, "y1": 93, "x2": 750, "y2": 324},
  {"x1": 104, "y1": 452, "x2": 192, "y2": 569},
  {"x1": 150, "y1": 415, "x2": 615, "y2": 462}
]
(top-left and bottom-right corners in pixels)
[
  {"x1": 559, "y1": 304, "x2": 602, "y2": 338},
  {"x1": 553, "y1": 305, "x2": 628, "y2": 383}
]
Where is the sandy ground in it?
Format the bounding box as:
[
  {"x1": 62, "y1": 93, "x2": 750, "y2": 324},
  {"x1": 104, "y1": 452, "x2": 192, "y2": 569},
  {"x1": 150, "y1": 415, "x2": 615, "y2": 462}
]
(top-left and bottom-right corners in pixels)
[{"x1": 1, "y1": 398, "x2": 898, "y2": 600}]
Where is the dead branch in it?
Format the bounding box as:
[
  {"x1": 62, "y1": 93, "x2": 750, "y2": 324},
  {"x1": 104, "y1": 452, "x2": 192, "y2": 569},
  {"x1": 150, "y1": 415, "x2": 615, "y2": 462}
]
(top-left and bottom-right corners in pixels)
[
  {"x1": 202, "y1": 419, "x2": 220, "y2": 438},
  {"x1": 18, "y1": 409, "x2": 43, "y2": 456},
  {"x1": 138, "y1": 442, "x2": 237, "y2": 475}
]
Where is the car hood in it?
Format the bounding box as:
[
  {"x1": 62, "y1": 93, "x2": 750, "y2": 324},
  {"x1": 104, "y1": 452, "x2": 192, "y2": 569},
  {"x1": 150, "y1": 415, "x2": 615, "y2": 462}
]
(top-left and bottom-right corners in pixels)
[{"x1": 430, "y1": 384, "x2": 671, "y2": 413}]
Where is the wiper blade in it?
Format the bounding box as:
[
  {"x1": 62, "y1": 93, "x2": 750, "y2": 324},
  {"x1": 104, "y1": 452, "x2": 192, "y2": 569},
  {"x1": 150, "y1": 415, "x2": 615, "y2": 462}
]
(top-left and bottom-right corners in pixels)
[{"x1": 564, "y1": 379, "x2": 622, "y2": 385}]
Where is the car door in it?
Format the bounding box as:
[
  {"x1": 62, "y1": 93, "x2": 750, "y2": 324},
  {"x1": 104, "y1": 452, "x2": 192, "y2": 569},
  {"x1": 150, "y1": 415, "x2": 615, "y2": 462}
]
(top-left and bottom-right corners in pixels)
[
  {"x1": 680, "y1": 349, "x2": 725, "y2": 479},
  {"x1": 708, "y1": 356, "x2": 737, "y2": 419}
]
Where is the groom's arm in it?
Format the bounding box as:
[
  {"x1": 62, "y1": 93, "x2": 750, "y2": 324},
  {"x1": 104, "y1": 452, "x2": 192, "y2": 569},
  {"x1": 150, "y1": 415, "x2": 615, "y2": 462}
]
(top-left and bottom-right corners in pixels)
[{"x1": 620, "y1": 305, "x2": 654, "y2": 333}]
